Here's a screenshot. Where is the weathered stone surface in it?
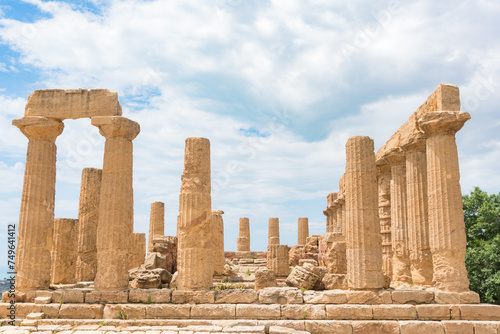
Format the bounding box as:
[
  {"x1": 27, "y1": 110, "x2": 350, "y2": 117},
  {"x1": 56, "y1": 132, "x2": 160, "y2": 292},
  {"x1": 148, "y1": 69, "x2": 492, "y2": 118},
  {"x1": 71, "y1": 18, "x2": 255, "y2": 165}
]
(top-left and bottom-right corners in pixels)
[
  {"x1": 399, "y1": 321, "x2": 444, "y2": 334},
  {"x1": 460, "y1": 305, "x2": 500, "y2": 320},
  {"x1": 297, "y1": 218, "x2": 309, "y2": 246},
  {"x1": 92, "y1": 116, "x2": 140, "y2": 291},
  {"x1": 130, "y1": 272, "x2": 162, "y2": 289},
  {"x1": 152, "y1": 235, "x2": 178, "y2": 274},
  {"x1": 147, "y1": 304, "x2": 191, "y2": 319},
  {"x1": 442, "y1": 321, "x2": 474, "y2": 334},
  {"x1": 286, "y1": 266, "x2": 318, "y2": 290},
  {"x1": 305, "y1": 320, "x2": 352, "y2": 334},
  {"x1": 324, "y1": 239, "x2": 347, "y2": 275},
  {"x1": 52, "y1": 289, "x2": 85, "y2": 303},
  {"x1": 128, "y1": 289, "x2": 173, "y2": 303},
  {"x1": 434, "y1": 291, "x2": 480, "y2": 304},
  {"x1": 34, "y1": 296, "x2": 52, "y2": 304},
  {"x1": 377, "y1": 162, "x2": 393, "y2": 280},
  {"x1": 171, "y1": 290, "x2": 216, "y2": 304},
  {"x1": 215, "y1": 289, "x2": 259, "y2": 304},
  {"x1": 236, "y1": 305, "x2": 281, "y2": 319},
  {"x1": 237, "y1": 217, "x2": 251, "y2": 252},
  {"x1": 51, "y1": 218, "x2": 78, "y2": 284},
  {"x1": 128, "y1": 233, "x2": 146, "y2": 270},
  {"x1": 259, "y1": 287, "x2": 303, "y2": 305},
  {"x1": 13, "y1": 116, "x2": 64, "y2": 291},
  {"x1": 75, "y1": 168, "x2": 101, "y2": 282},
  {"x1": 282, "y1": 304, "x2": 326, "y2": 320},
  {"x1": 372, "y1": 305, "x2": 417, "y2": 320},
  {"x1": 148, "y1": 202, "x2": 165, "y2": 253},
  {"x1": 322, "y1": 274, "x2": 347, "y2": 290},
  {"x1": 288, "y1": 246, "x2": 318, "y2": 267},
  {"x1": 84, "y1": 290, "x2": 128, "y2": 304},
  {"x1": 267, "y1": 245, "x2": 290, "y2": 277},
  {"x1": 305, "y1": 236, "x2": 319, "y2": 253},
  {"x1": 391, "y1": 290, "x2": 434, "y2": 304},
  {"x1": 303, "y1": 290, "x2": 347, "y2": 304},
  {"x1": 191, "y1": 304, "x2": 236, "y2": 319},
  {"x1": 346, "y1": 291, "x2": 390, "y2": 305},
  {"x1": 418, "y1": 111, "x2": 471, "y2": 292},
  {"x1": 345, "y1": 136, "x2": 384, "y2": 289},
  {"x1": 269, "y1": 326, "x2": 310, "y2": 334},
  {"x1": 416, "y1": 305, "x2": 451, "y2": 320},
  {"x1": 212, "y1": 210, "x2": 225, "y2": 276},
  {"x1": 326, "y1": 305, "x2": 373, "y2": 320},
  {"x1": 25, "y1": 89, "x2": 122, "y2": 119},
  {"x1": 177, "y1": 137, "x2": 213, "y2": 291},
  {"x1": 59, "y1": 304, "x2": 103, "y2": 319},
  {"x1": 254, "y1": 269, "x2": 277, "y2": 291},
  {"x1": 352, "y1": 320, "x2": 399, "y2": 334},
  {"x1": 268, "y1": 218, "x2": 280, "y2": 246},
  {"x1": 103, "y1": 304, "x2": 146, "y2": 319},
  {"x1": 473, "y1": 322, "x2": 498, "y2": 334}
]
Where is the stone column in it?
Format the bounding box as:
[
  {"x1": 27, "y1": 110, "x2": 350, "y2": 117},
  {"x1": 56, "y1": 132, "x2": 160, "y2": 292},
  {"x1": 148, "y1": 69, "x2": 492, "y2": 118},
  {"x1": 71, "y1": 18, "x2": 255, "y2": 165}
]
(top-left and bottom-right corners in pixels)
[
  {"x1": 76, "y1": 168, "x2": 102, "y2": 282},
  {"x1": 92, "y1": 116, "x2": 140, "y2": 291},
  {"x1": 384, "y1": 148, "x2": 412, "y2": 285},
  {"x1": 338, "y1": 174, "x2": 346, "y2": 235},
  {"x1": 376, "y1": 161, "x2": 393, "y2": 280},
  {"x1": 237, "y1": 217, "x2": 251, "y2": 252},
  {"x1": 418, "y1": 111, "x2": 471, "y2": 291},
  {"x1": 12, "y1": 116, "x2": 64, "y2": 291},
  {"x1": 128, "y1": 233, "x2": 146, "y2": 270},
  {"x1": 267, "y1": 244, "x2": 289, "y2": 277},
  {"x1": 51, "y1": 218, "x2": 78, "y2": 284},
  {"x1": 268, "y1": 217, "x2": 280, "y2": 245},
  {"x1": 212, "y1": 210, "x2": 225, "y2": 276},
  {"x1": 345, "y1": 136, "x2": 384, "y2": 289},
  {"x1": 401, "y1": 133, "x2": 433, "y2": 286},
  {"x1": 177, "y1": 137, "x2": 213, "y2": 291},
  {"x1": 334, "y1": 199, "x2": 344, "y2": 236},
  {"x1": 323, "y1": 192, "x2": 338, "y2": 233},
  {"x1": 298, "y1": 217, "x2": 309, "y2": 246},
  {"x1": 148, "y1": 201, "x2": 165, "y2": 253}
]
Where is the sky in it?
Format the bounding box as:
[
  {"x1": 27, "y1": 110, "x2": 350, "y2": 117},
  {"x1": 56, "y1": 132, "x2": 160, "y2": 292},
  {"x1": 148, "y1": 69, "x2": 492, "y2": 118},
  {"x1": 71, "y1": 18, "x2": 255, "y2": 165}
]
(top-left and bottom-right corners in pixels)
[{"x1": 0, "y1": 0, "x2": 499, "y2": 279}]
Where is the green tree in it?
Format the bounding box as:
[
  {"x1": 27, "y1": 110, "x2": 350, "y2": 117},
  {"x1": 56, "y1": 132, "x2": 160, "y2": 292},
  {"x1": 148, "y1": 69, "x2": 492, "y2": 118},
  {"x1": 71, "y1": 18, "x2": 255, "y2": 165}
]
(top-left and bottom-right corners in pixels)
[{"x1": 463, "y1": 187, "x2": 500, "y2": 304}]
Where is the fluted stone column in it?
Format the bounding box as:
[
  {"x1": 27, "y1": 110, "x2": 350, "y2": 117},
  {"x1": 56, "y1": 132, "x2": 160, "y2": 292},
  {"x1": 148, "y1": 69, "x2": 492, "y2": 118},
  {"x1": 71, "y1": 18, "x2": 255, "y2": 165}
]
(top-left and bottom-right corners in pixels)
[
  {"x1": 298, "y1": 217, "x2": 309, "y2": 246},
  {"x1": 212, "y1": 210, "x2": 225, "y2": 276},
  {"x1": 92, "y1": 116, "x2": 140, "y2": 291},
  {"x1": 338, "y1": 175, "x2": 346, "y2": 235},
  {"x1": 345, "y1": 136, "x2": 384, "y2": 289},
  {"x1": 323, "y1": 192, "x2": 338, "y2": 233},
  {"x1": 237, "y1": 217, "x2": 250, "y2": 252},
  {"x1": 177, "y1": 137, "x2": 213, "y2": 291},
  {"x1": 268, "y1": 217, "x2": 280, "y2": 246},
  {"x1": 376, "y1": 161, "x2": 393, "y2": 279},
  {"x1": 128, "y1": 233, "x2": 146, "y2": 270},
  {"x1": 419, "y1": 111, "x2": 471, "y2": 291},
  {"x1": 148, "y1": 201, "x2": 165, "y2": 253},
  {"x1": 267, "y1": 244, "x2": 289, "y2": 277},
  {"x1": 334, "y1": 199, "x2": 344, "y2": 237},
  {"x1": 51, "y1": 218, "x2": 78, "y2": 284},
  {"x1": 76, "y1": 168, "x2": 102, "y2": 282},
  {"x1": 402, "y1": 133, "x2": 433, "y2": 286},
  {"x1": 384, "y1": 148, "x2": 412, "y2": 285},
  {"x1": 12, "y1": 116, "x2": 64, "y2": 291}
]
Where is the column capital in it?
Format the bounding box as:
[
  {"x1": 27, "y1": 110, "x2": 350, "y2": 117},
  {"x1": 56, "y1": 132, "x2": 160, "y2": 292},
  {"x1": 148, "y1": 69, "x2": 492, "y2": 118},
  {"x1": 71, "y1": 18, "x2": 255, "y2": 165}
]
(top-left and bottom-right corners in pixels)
[
  {"x1": 376, "y1": 159, "x2": 391, "y2": 174},
  {"x1": 12, "y1": 116, "x2": 64, "y2": 141},
  {"x1": 382, "y1": 147, "x2": 405, "y2": 166},
  {"x1": 418, "y1": 111, "x2": 471, "y2": 136},
  {"x1": 212, "y1": 210, "x2": 224, "y2": 215},
  {"x1": 91, "y1": 116, "x2": 140, "y2": 140},
  {"x1": 401, "y1": 131, "x2": 428, "y2": 153}
]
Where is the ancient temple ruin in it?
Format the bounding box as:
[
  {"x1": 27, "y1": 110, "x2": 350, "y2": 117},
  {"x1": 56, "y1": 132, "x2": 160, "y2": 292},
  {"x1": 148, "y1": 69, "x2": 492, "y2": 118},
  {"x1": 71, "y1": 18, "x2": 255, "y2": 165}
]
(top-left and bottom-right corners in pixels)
[{"x1": 2, "y1": 85, "x2": 499, "y2": 334}]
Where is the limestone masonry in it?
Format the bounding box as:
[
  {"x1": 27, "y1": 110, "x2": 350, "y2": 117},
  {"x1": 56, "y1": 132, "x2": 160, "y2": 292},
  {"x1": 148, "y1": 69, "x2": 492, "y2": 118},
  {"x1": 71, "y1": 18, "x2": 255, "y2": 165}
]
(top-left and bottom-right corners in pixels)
[{"x1": 4, "y1": 86, "x2": 497, "y2": 334}]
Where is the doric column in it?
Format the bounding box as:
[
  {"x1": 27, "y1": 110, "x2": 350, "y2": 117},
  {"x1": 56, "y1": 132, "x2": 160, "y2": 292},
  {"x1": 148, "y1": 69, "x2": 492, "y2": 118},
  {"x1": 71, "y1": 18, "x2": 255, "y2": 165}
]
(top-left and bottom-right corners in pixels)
[
  {"x1": 338, "y1": 174, "x2": 346, "y2": 235},
  {"x1": 268, "y1": 217, "x2": 280, "y2": 245},
  {"x1": 334, "y1": 199, "x2": 344, "y2": 237},
  {"x1": 51, "y1": 218, "x2": 78, "y2": 284},
  {"x1": 237, "y1": 217, "x2": 250, "y2": 252},
  {"x1": 212, "y1": 210, "x2": 225, "y2": 276},
  {"x1": 92, "y1": 116, "x2": 140, "y2": 291},
  {"x1": 418, "y1": 111, "x2": 471, "y2": 291},
  {"x1": 323, "y1": 192, "x2": 338, "y2": 233},
  {"x1": 76, "y1": 168, "x2": 102, "y2": 282},
  {"x1": 12, "y1": 116, "x2": 64, "y2": 291},
  {"x1": 177, "y1": 137, "x2": 213, "y2": 290},
  {"x1": 376, "y1": 161, "x2": 393, "y2": 279},
  {"x1": 401, "y1": 132, "x2": 433, "y2": 286},
  {"x1": 128, "y1": 233, "x2": 146, "y2": 270},
  {"x1": 345, "y1": 136, "x2": 384, "y2": 289},
  {"x1": 298, "y1": 217, "x2": 309, "y2": 246},
  {"x1": 267, "y1": 244, "x2": 289, "y2": 277},
  {"x1": 384, "y1": 148, "x2": 412, "y2": 285},
  {"x1": 148, "y1": 201, "x2": 165, "y2": 253}
]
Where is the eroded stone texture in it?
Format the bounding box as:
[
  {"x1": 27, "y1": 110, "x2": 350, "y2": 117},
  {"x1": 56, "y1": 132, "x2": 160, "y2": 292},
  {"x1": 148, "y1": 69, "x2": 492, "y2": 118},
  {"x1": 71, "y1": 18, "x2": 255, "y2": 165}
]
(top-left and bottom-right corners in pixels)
[
  {"x1": 148, "y1": 202, "x2": 165, "y2": 253},
  {"x1": 128, "y1": 233, "x2": 146, "y2": 270},
  {"x1": 237, "y1": 217, "x2": 251, "y2": 252},
  {"x1": 383, "y1": 148, "x2": 412, "y2": 286},
  {"x1": 401, "y1": 132, "x2": 433, "y2": 286},
  {"x1": 12, "y1": 116, "x2": 64, "y2": 291},
  {"x1": 151, "y1": 235, "x2": 178, "y2": 274},
  {"x1": 255, "y1": 269, "x2": 277, "y2": 290},
  {"x1": 419, "y1": 111, "x2": 471, "y2": 291},
  {"x1": 51, "y1": 218, "x2": 78, "y2": 284},
  {"x1": 286, "y1": 266, "x2": 319, "y2": 290},
  {"x1": 345, "y1": 136, "x2": 384, "y2": 289},
  {"x1": 75, "y1": 168, "x2": 102, "y2": 282},
  {"x1": 25, "y1": 89, "x2": 122, "y2": 119},
  {"x1": 177, "y1": 137, "x2": 213, "y2": 290},
  {"x1": 323, "y1": 233, "x2": 347, "y2": 275},
  {"x1": 376, "y1": 161, "x2": 392, "y2": 279},
  {"x1": 212, "y1": 210, "x2": 225, "y2": 276},
  {"x1": 92, "y1": 116, "x2": 140, "y2": 291},
  {"x1": 323, "y1": 193, "x2": 338, "y2": 233},
  {"x1": 297, "y1": 217, "x2": 309, "y2": 246},
  {"x1": 267, "y1": 244, "x2": 290, "y2": 277},
  {"x1": 268, "y1": 217, "x2": 280, "y2": 245}
]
